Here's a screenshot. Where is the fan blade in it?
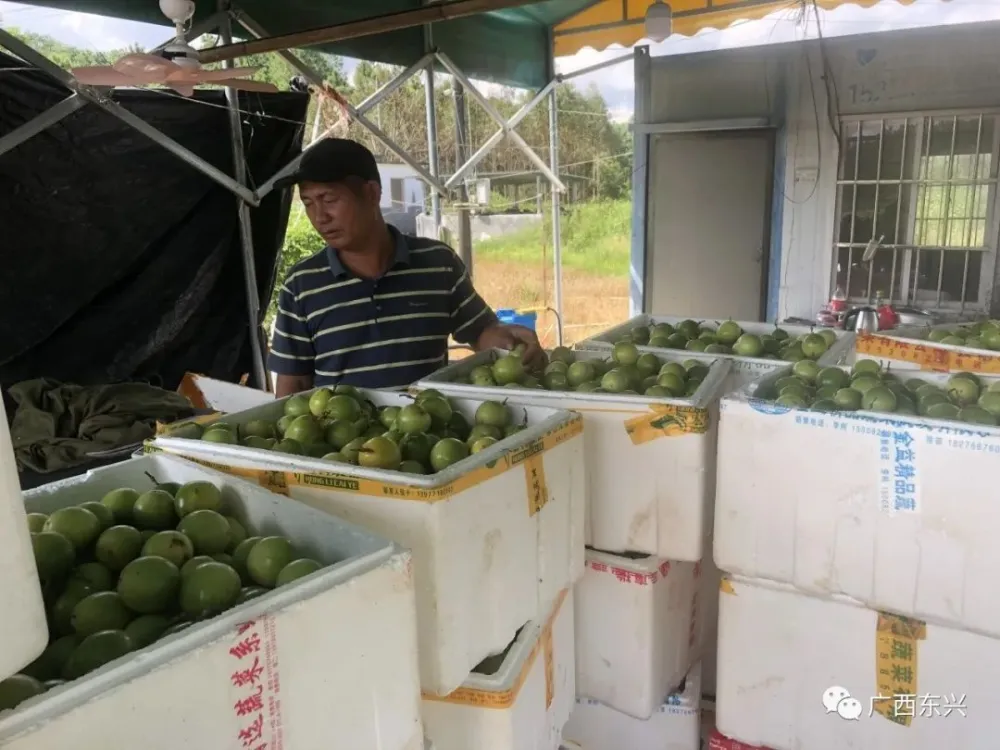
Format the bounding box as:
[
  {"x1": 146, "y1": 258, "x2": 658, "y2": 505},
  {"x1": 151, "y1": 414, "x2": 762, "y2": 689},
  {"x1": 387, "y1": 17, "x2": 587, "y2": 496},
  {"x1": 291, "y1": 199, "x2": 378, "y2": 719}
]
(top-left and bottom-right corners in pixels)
[
  {"x1": 71, "y1": 66, "x2": 134, "y2": 86},
  {"x1": 187, "y1": 66, "x2": 262, "y2": 82},
  {"x1": 113, "y1": 53, "x2": 179, "y2": 83},
  {"x1": 167, "y1": 83, "x2": 196, "y2": 97},
  {"x1": 208, "y1": 79, "x2": 279, "y2": 93}
]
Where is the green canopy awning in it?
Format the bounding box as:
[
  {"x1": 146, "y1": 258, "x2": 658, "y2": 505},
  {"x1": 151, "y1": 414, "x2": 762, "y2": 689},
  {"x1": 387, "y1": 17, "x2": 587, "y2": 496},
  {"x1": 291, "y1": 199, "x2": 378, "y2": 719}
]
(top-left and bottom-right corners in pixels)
[{"x1": 18, "y1": 0, "x2": 596, "y2": 88}]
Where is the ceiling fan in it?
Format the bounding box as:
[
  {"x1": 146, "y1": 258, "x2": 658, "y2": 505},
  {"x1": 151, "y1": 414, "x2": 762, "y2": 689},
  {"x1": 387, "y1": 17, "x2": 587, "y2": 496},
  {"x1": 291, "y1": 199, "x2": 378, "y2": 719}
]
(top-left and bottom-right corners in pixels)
[{"x1": 70, "y1": 0, "x2": 278, "y2": 97}]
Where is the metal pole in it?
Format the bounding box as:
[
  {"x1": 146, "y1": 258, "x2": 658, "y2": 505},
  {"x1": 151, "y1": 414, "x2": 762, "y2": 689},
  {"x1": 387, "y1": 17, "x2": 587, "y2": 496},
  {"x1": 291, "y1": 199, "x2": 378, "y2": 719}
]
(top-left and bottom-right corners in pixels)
[
  {"x1": 0, "y1": 94, "x2": 85, "y2": 159},
  {"x1": 219, "y1": 3, "x2": 267, "y2": 390},
  {"x1": 453, "y1": 79, "x2": 473, "y2": 275},
  {"x1": 309, "y1": 99, "x2": 323, "y2": 142},
  {"x1": 201, "y1": 0, "x2": 546, "y2": 63},
  {"x1": 0, "y1": 27, "x2": 260, "y2": 206},
  {"x1": 549, "y1": 86, "x2": 564, "y2": 346},
  {"x1": 423, "y1": 23, "x2": 442, "y2": 236},
  {"x1": 149, "y1": 11, "x2": 225, "y2": 52}
]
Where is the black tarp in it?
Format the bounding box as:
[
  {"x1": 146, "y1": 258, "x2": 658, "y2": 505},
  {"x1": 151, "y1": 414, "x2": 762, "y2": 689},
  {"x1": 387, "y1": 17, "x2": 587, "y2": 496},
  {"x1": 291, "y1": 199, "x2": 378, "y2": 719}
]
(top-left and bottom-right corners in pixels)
[{"x1": 0, "y1": 50, "x2": 308, "y2": 392}]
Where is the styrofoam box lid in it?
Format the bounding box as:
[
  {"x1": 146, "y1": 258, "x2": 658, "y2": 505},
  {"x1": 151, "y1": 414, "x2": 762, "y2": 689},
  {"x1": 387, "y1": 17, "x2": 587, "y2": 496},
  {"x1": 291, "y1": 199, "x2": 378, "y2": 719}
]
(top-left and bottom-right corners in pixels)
[
  {"x1": 731, "y1": 363, "x2": 1000, "y2": 437},
  {"x1": 426, "y1": 588, "x2": 569, "y2": 705},
  {"x1": 4, "y1": 454, "x2": 399, "y2": 739},
  {"x1": 575, "y1": 315, "x2": 853, "y2": 370},
  {"x1": 414, "y1": 347, "x2": 731, "y2": 411},
  {"x1": 584, "y1": 546, "x2": 666, "y2": 577},
  {"x1": 855, "y1": 322, "x2": 1000, "y2": 362},
  {"x1": 153, "y1": 386, "x2": 581, "y2": 491}
]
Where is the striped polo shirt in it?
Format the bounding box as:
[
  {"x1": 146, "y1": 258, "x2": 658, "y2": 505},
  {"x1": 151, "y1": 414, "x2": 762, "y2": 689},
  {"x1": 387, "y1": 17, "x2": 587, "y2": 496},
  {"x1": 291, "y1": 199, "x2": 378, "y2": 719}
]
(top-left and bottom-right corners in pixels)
[{"x1": 268, "y1": 226, "x2": 497, "y2": 389}]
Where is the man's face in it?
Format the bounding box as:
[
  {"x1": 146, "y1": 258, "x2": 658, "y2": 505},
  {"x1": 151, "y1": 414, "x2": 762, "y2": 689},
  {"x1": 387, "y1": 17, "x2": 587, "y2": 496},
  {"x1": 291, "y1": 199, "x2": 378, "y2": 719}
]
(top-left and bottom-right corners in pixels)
[{"x1": 299, "y1": 180, "x2": 380, "y2": 248}]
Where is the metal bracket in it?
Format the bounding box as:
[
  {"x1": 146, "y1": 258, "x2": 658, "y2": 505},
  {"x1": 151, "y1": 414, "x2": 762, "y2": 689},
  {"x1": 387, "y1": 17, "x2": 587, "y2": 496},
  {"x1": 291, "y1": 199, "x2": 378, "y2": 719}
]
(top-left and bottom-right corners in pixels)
[
  {"x1": 356, "y1": 52, "x2": 436, "y2": 116},
  {"x1": 237, "y1": 10, "x2": 447, "y2": 200},
  {"x1": 0, "y1": 93, "x2": 85, "y2": 159},
  {"x1": 437, "y1": 51, "x2": 565, "y2": 192},
  {"x1": 439, "y1": 49, "x2": 635, "y2": 193},
  {"x1": 149, "y1": 10, "x2": 226, "y2": 53},
  {"x1": 0, "y1": 27, "x2": 259, "y2": 206}
]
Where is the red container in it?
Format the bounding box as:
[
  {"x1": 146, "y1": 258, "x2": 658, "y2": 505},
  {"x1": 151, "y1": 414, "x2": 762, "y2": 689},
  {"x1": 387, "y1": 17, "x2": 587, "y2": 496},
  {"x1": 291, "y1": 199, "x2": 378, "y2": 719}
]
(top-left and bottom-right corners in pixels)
[{"x1": 708, "y1": 729, "x2": 773, "y2": 750}]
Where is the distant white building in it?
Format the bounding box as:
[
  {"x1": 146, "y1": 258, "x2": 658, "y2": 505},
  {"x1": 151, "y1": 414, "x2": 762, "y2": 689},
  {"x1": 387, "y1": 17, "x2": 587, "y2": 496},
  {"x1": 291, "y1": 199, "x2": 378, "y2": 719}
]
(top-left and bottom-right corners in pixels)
[
  {"x1": 377, "y1": 162, "x2": 425, "y2": 212},
  {"x1": 376, "y1": 162, "x2": 424, "y2": 234}
]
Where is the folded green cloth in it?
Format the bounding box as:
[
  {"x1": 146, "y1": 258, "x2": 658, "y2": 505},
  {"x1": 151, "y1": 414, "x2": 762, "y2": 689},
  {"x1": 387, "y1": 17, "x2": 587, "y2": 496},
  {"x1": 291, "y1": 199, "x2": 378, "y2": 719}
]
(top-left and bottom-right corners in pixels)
[{"x1": 8, "y1": 378, "x2": 194, "y2": 474}]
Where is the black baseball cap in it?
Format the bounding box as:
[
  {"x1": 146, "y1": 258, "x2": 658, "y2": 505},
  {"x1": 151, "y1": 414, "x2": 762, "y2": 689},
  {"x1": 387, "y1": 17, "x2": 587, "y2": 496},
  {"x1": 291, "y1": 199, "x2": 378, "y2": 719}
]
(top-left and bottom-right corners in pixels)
[{"x1": 275, "y1": 138, "x2": 380, "y2": 189}]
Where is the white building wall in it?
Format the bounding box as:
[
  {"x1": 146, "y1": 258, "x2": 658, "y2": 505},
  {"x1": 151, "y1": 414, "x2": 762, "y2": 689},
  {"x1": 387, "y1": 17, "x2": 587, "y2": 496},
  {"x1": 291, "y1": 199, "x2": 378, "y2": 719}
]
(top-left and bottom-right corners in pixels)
[
  {"x1": 644, "y1": 21, "x2": 1000, "y2": 321},
  {"x1": 377, "y1": 162, "x2": 426, "y2": 211},
  {"x1": 779, "y1": 21, "x2": 1000, "y2": 318}
]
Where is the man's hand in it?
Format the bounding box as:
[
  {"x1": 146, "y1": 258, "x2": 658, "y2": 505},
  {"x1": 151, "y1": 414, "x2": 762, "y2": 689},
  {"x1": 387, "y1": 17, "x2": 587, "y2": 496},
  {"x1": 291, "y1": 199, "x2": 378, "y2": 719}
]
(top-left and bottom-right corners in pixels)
[
  {"x1": 274, "y1": 374, "x2": 313, "y2": 399},
  {"x1": 476, "y1": 324, "x2": 547, "y2": 370}
]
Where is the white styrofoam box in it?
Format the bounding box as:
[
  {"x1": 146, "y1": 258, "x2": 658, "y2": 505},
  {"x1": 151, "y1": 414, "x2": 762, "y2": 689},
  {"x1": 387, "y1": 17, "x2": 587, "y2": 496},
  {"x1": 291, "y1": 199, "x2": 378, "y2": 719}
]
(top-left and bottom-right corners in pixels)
[
  {"x1": 422, "y1": 588, "x2": 574, "y2": 750},
  {"x1": 574, "y1": 549, "x2": 699, "y2": 719},
  {"x1": 415, "y1": 349, "x2": 732, "y2": 560},
  {"x1": 148, "y1": 387, "x2": 585, "y2": 696},
  {"x1": 699, "y1": 549, "x2": 721, "y2": 698},
  {"x1": 175, "y1": 372, "x2": 275, "y2": 413},
  {"x1": 563, "y1": 661, "x2": 702, "y2": 750},
  {"x1": 7, "y1": 454, "x2": 422, "y2": 750},
  {"x1": 715, "y1": 364, "x2": 1000, "y2": 638},
  {"x1": 853, "y1": 325, "x2": 1000, "y2": 373},
  {"x1": 0, "y1": 398, "x2": 48, "y2": 682},
  {"x1": 716, "y1": 575, "x2": 995, "y2": 750},
  {"x1": 576, "y1": 315, "x2": 854, "y2": 392}
]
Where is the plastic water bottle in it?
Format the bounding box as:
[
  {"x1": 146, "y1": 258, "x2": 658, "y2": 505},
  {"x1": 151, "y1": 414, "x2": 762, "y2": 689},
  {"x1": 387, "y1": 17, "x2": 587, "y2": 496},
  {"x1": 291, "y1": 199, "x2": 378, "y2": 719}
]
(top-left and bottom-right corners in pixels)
[{"x1": 0, "y1": 398, "x2": 48, "y2": 680}]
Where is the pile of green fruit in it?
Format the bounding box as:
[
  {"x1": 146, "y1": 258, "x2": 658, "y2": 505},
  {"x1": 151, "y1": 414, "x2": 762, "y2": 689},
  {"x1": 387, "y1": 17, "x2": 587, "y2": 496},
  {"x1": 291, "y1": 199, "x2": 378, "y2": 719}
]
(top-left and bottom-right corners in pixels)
[
  {"x1": 757, "y1": 358, "x2": 1000, "y2": 426},
  {"x1": 611, "y1": 319, "x2": 837, "y2": 361},
  {"x1": 902, "y1": 319, "x2": 1000, "y2": 350},
  {"x1": 172, "y1": 387, "x2": 525, "y2": 475},
  {"x1": 451, "y1": 345, "x2": 709, "y2": 398},
  {"x1": 4, "y1": 480, "x2": 322, "y2": 711}
]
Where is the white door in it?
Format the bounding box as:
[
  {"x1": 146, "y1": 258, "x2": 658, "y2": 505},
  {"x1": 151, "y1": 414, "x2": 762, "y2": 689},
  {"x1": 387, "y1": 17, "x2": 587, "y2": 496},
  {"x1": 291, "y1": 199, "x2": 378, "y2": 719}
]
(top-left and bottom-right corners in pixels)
[{"x1": 646, "y1": 130, "x2": 774, "y2": 321}]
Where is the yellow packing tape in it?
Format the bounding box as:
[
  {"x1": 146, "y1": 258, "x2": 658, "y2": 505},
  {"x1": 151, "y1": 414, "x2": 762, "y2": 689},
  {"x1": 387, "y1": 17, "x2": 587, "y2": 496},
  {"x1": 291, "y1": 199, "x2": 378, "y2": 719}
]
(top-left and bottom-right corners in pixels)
[
  {"x1": 857, "y1": 334, "x2": 1000, "y2": 373},
  {"x1": 624, "y1": 403, "x2": 710, "y2": 445},
  {"x1": 147, "y1": 416, "x2": 582, "y2": 504},
  {"x1": 422, "y1": 589, "x2": 568, "y2": 709},
  {"x1": 522, "y1": 447, "x2": 550, "y2": 517},
  {"x1": 873, "y1": 612, "x2": 927, "y2": 727}
]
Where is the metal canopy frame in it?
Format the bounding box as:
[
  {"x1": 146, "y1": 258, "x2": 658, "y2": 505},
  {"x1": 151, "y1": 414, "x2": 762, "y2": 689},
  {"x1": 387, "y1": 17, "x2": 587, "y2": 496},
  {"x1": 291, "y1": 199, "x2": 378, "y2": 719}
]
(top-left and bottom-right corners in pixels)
[{"x1": 0, "y1": 4, "x2": 634, "y2": 377}]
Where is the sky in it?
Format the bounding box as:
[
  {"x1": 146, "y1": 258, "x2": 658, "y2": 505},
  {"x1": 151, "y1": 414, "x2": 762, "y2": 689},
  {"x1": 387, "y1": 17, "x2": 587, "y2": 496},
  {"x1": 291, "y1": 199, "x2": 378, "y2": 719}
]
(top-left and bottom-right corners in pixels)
[{"x1": 1, "y1": 0, "x2": 999, "y2": 121}]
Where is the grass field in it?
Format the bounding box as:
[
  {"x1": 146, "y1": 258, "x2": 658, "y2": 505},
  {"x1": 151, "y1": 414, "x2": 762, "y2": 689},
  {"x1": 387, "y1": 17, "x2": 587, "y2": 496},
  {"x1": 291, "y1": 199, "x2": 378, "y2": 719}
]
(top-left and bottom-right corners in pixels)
[
  {"x1": 266, "y1": 199, "x2": 632, "y2": 353},
  {"x1": 469, "y1": 199, "x2": 631, "y2": 349}
]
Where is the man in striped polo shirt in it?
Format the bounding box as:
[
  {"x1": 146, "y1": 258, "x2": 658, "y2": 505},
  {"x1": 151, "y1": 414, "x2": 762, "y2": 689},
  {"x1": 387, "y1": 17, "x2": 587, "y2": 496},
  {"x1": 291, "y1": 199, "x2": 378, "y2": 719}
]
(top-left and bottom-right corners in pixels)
[{"x1": 268, "y1": 138, "x2": 544, "y2": 396}]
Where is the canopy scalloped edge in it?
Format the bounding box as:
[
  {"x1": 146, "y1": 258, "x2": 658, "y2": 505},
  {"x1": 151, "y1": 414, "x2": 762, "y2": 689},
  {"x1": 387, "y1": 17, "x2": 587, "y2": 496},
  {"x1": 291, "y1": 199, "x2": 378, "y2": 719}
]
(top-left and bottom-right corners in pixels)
[{"x1": 552, "y1": 0, "x2": 948, "y2": 57}]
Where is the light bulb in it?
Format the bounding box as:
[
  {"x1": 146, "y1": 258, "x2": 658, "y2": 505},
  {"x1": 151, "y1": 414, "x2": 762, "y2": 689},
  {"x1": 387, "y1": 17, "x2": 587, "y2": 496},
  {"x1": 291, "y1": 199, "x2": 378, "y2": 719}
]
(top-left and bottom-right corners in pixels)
[
  {"x1": 645, "y1": 1, "x2": 673, "y2": 43},
  {"x1": 159, "y1": 0, "x2": 196, "y2": 24}
]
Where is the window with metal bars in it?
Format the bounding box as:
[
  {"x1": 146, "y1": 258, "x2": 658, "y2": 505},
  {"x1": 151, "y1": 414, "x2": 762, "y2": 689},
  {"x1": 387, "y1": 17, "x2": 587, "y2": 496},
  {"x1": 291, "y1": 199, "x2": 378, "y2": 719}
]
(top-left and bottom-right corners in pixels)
[{"x1": 832, "y1": 114, "x2": 1000, "y2": 310}]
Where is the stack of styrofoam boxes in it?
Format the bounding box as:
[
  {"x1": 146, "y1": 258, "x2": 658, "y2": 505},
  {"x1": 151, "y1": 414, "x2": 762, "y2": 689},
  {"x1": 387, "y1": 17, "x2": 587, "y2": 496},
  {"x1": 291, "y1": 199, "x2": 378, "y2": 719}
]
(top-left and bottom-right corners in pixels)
[
  {"x1": 415, "y1": 345, "x2": 734, "y2": 748},
  {"x1": 576, "y1": 315, "x2": 855, "y2": 702},
  {"x1": 713, "y1": 352, "x2": 1000, "y2": 750},
  {"x1": 0, "y1": 396, "x2": 48, "y2": 681},
  {"x1": 2, "y1": 453, "x2": 425, "y2": 748},
  {"x1": 150, "y1": 386, "x2": 587, "y2": 750}
]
